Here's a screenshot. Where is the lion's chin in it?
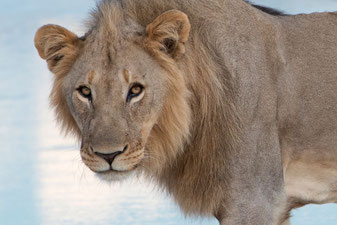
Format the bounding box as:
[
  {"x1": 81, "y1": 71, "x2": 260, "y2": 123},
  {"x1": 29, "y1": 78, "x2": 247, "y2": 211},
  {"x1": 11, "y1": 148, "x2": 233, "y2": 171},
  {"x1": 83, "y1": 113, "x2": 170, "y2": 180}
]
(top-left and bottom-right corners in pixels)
[{"x1": 95, "y1": 169, "x2": 135, "y2": 182}]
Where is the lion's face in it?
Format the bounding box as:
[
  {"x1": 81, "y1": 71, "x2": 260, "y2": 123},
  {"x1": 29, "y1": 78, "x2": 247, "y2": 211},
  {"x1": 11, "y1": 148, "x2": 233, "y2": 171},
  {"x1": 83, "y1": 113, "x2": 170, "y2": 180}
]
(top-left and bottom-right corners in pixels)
[
  {"x1": 34, "y1": 10, "x2": 191, "y2": 181},
  {"x1": 66, "y1": 43, "x2": 168, "y2": 179}
]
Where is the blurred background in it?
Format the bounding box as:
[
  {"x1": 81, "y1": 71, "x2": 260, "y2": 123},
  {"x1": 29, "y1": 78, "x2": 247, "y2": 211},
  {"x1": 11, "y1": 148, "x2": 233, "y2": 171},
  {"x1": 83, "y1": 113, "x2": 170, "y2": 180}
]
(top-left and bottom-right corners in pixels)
[{"x1": 0, "y1": 0, "x2": 337, "y2": 224}]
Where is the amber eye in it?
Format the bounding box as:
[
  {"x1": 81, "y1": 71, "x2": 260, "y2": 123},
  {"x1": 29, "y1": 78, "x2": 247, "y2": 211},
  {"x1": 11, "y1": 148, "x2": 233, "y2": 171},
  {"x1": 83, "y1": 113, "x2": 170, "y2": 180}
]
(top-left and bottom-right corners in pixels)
[
  {"x1": 131, "y1": 85, "x2": 142, "y2": 95},
  {"x1": 77, "y1": 86, "x2": 92, "y2": 99},
  {"x1": 127, "y1": 83, "x2": 144, "y2": 102}
]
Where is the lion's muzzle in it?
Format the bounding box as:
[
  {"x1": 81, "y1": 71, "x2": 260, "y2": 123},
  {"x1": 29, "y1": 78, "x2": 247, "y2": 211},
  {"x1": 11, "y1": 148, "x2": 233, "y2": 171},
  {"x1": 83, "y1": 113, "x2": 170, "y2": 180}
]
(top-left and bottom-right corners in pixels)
[{"x1": 80, "y1": 141, "x2": 144, "y2": 175}]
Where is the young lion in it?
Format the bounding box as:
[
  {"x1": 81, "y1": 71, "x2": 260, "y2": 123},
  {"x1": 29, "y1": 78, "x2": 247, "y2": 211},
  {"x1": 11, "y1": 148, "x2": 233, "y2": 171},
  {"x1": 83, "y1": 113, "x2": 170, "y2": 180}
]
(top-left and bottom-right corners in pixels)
[{"x1": 34, "y1": 0, "x2": 337, "y2": 224}]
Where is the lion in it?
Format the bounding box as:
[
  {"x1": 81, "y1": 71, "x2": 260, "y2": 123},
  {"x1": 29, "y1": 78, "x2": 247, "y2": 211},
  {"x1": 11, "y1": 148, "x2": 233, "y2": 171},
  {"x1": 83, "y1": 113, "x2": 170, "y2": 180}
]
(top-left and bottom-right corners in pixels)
[{"x1": 34, "y1": 0, "x2": 337, "y2": 224}]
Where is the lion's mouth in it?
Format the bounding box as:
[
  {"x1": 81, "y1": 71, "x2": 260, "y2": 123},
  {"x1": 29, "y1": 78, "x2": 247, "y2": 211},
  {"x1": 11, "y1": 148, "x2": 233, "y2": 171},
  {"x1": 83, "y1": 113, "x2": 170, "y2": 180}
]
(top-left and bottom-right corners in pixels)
[
  {"x1": 94, "y1": 167, "x2": 136, "y2": 181},
  {"x1": 80, "y1": 144, "x2": 144, "y2": 177},
  {"x1": 96, "y1": 164, "x2": 138, "y2": 174},
  {"x1": 96, "y1": 168, "x2": 123, "y2": 174}
]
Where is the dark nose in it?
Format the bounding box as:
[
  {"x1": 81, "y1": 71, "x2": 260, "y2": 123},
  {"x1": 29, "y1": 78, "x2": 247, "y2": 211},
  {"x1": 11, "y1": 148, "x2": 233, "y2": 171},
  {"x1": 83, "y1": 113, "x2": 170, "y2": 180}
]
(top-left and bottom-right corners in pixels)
[{"x1": 93, "y1": 145, "x2": 128, "y2": 165}]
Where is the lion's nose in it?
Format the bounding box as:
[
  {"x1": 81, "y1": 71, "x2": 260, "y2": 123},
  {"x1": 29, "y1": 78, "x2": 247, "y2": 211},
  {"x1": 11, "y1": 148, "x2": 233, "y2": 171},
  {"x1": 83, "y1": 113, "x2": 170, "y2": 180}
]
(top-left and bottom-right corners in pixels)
[{"x1": 92, "y1": 145, "x2": 128, "y2": 165}]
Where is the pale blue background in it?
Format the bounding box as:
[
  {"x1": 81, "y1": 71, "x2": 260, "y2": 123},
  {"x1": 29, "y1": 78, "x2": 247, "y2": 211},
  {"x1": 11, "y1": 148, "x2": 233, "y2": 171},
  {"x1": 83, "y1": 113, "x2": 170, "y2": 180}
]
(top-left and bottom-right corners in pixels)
[{"x1": 0, "y1": 0, "x2": 336, "y2": 225}]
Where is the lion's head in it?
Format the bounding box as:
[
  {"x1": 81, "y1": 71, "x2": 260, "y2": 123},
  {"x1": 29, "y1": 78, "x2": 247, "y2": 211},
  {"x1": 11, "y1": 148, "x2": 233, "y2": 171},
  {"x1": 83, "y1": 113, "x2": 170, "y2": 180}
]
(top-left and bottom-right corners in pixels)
[{"x1": 34, "y1": 6, "x2": 192, "y2": 181}]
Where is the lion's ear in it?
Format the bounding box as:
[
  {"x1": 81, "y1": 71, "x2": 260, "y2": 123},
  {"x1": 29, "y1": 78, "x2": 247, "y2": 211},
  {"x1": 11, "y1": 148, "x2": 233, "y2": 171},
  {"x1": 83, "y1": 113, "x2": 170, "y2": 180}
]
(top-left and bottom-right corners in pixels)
[
  {"x1": 34, "y1": 24, "x2": 81, "y2": 76},
  {"x1": 145, "y1": 10, "x2": 191, "y2": 59}
]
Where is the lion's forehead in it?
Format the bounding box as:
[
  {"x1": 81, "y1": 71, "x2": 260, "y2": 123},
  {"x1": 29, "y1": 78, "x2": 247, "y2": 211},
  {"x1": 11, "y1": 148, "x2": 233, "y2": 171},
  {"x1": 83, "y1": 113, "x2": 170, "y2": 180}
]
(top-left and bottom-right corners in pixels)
[{"x1": 78, "y1": 39, "x2": 150, "y2": 74}]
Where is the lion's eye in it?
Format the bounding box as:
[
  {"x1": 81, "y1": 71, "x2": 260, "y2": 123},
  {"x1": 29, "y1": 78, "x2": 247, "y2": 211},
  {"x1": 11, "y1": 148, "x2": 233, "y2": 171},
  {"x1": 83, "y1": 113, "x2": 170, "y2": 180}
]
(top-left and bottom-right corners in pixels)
[
  {"x1": 77, "y1": 86, "x2": 92, "y2": 99},
  {"x1": 127, "y1": 83, "x2": 144, "y2": 102}
]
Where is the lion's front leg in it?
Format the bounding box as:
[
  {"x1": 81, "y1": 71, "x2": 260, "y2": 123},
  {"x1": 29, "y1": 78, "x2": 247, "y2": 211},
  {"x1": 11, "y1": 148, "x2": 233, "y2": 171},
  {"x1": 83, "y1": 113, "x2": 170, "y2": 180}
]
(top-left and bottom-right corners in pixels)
[
  {"x1": 215, "y1": 123, "x2": 288, "y2": 225},
  {"x1": 216, "y1": 193, "x2": 288, "y2": 225}
]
